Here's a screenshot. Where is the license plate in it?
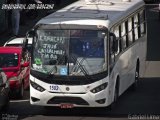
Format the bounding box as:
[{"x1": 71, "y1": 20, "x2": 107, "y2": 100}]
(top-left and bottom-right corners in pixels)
[{"x1": 60, "y1": 103, "x2": 74, "y2": 109}]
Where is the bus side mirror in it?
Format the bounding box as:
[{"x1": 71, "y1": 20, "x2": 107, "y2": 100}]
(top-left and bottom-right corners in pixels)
[
  {"x1": 113, "y1": 39, "x2": 118, "y2": 53},
  {"x1": 110, "y1": 33, "x2": 118, "y2": 53},
  {"x1": 23, "y1": 38, "x2": 28, "y2": 52}
]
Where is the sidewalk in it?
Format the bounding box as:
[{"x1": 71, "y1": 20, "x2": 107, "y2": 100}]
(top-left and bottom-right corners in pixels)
[
  {"x1": 140, "y1": 5, "x2": 160, "y2": 78},
  {"x1": 144, "y1": 61, "x2": 160, "y2": 78},
  {"x1": 0, "y1": 9, "x2": 48, "y2": 46},
  {"x1": 0, "y1": 0, "x2": 78, "y2": 46}
]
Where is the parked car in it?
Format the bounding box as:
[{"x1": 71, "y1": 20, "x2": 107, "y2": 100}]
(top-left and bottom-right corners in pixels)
[
  {"x1": 0, "y1": 47, "x2": 30, "y2": 98},
  {"x1": 3, "y1": 37, "x2": 33, "y2": 53},
  {"x1": 0, "y1": 70, "x2": 10, "y2": 111}
]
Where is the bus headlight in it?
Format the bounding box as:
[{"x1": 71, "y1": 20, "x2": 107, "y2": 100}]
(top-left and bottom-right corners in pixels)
[
  {"x1": 90, "y1": 82, "x2": 108, "y2": 93},
  {"x1": 30, "y1": 81, "x2": 45, "y2": 92}
]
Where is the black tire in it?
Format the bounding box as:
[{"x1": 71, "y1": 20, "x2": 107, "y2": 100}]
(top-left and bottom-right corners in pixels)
[
  {"x1": 113, "y1": 86, "x2": 118, "y2": 103},
  {"x1": 108, "y1": 84, "x2": 119, "y2": 110},
  {"x1": 130, "y1": 67, "x2": 139, "y2": 91}
]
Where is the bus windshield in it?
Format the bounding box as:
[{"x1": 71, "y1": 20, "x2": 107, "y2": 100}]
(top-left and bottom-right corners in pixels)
[{"x1": 32, "y1": 29, "x2": 107, "y2": 76}]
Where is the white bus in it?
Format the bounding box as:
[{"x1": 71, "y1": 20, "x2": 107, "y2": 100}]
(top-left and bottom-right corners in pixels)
[{"x1": 28, "y1": 0, "x2": 147, "y2": 108}]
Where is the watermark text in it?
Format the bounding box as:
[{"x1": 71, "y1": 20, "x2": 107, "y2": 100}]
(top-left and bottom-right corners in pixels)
[
  {"x1": 1, "y1": 4, "x2": 54, "y2": 10},
  {"x1": 128, "y1": 114, "x2": 160, "y2": 120}
]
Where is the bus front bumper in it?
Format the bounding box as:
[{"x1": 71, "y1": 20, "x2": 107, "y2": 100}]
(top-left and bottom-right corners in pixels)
[{"x1": 30, "y1": 84, "x2": 111, "y2": 108}]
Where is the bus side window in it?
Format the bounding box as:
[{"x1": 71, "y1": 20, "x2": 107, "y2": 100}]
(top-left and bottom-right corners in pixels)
[
  {"x1": 139, "y1": 9, "x2": 146, "y2": 36},
  {"x1": 128, "y1": 18, "x2": 133, "y2": 45},
  {"x1": 134, "y1": 14, "x2": 139, "y2": 40},
  {"x1": 125, "y1": 21, "x2": 129, "y2": 47},
  {"x1": 121, "y1": 22, "x2": 127, "y2": 50},
  {"x1": 113, "y1": 26, "x2": 120, "y2": 55}
]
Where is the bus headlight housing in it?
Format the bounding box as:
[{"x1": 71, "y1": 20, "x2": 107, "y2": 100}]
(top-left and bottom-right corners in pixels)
[
  {"x1": 90, "y1": 82, "x2": 108, "y2": 93},
  {"x1": 30, "y1": 81, "x2": 45, "y2": 92}
]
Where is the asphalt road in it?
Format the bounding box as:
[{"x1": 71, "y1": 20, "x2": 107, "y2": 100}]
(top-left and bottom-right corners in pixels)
[
  {"x1": 146, "y1": 4, "x2": 160, "y2": 61},
  {"x1": 1, "y1": 77, "x2": 160, "y2": 120},
  {"x1": 1, "y1": 4, "x2": 160, "y2": 120}
]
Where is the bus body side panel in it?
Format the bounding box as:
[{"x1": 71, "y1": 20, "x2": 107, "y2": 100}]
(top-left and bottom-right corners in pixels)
[
  {"x1": 110, "y1": 48, "x2": 135, "y2": 97},
  {"x1": 127, "y1": 35, "x2": 147, "y2": 87},
  {"x1": 109, "y1": 34, "x2": 147, "y2": 99}
]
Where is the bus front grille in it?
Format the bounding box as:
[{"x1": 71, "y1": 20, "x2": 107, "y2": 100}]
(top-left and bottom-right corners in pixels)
[{"x1": 47, "y1": 96, "x2": 89, "y2": 105}]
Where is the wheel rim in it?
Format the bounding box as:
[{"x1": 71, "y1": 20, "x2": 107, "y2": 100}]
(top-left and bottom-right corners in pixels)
[{"x1": 135, "y1": 70, "x2": 139, "y2": 86}]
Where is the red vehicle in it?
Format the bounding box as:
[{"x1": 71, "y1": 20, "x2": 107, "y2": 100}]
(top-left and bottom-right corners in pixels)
[{"x1": 0, "y1": 47, "x2": 30, "y2": 98}]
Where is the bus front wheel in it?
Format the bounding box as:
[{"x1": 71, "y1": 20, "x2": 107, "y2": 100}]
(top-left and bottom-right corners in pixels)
[{"x1": 109, "y1": 79, "x2": 119, "y2": 110}]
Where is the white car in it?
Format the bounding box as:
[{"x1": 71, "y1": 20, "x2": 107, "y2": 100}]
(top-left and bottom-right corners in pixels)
[{"x1": 4, "y1": 37, "x2": 33, "y2": 53}]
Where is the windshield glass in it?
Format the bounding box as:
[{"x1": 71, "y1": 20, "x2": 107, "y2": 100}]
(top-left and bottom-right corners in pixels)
[
  {"x1": 0, "y1": 53, "x2": 19, "y2": 68},
  {"x1": 32, "y1": 29, "x2": 107, "y2": 76}
]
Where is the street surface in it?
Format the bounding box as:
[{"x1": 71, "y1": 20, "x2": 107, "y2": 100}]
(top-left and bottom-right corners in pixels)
[
  {"x1": 5, "y1": 78, "x2": 160, "y2": 120},
  {"x1": 1, "y1": 3, "x2": 160, "y2": 120}
]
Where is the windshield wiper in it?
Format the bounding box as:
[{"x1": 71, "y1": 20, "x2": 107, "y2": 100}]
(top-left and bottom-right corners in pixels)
[{"x1": 70, "y1": 55, "x2": 92, "y2": 80}]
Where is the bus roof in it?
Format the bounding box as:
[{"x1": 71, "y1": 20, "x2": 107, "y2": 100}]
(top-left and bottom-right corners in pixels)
[{"x1": 37, "y1": 0, "x2": 145, "y2": 29}]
